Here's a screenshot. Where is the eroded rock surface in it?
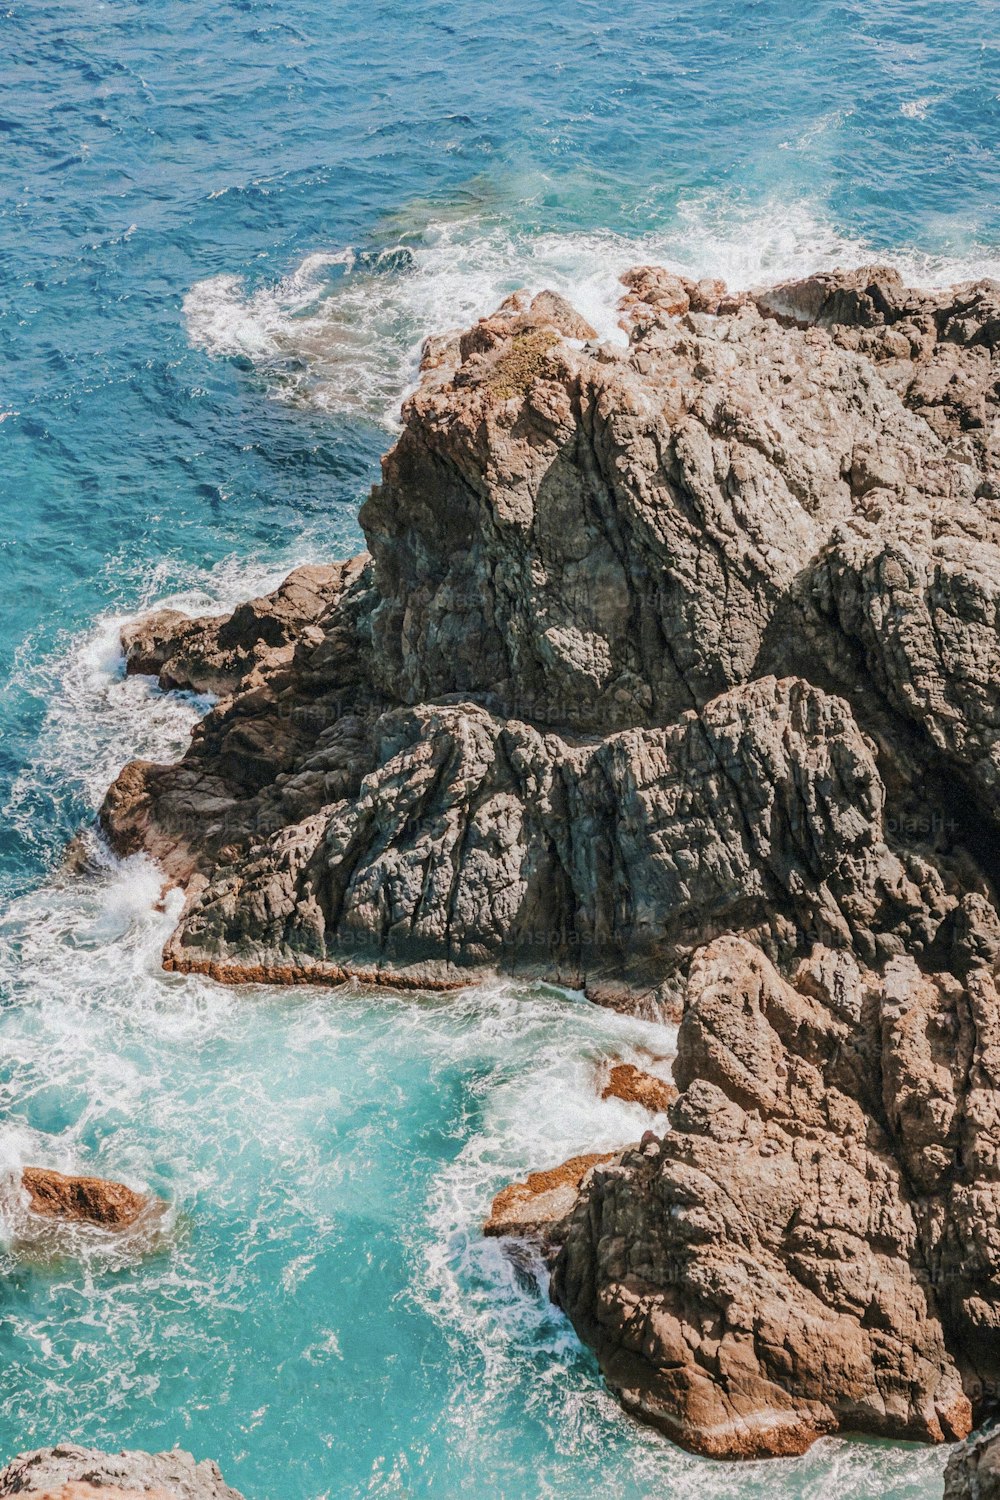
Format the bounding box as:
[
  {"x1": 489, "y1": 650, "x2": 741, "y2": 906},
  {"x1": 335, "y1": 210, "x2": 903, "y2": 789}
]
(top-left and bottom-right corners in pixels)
[
  {"x1": 100, "y1": 269, "x2": 1000, "y2": 1455},
  {"x1": 553, "y1": 935, "x2": 997, "y2": 1456},
  {"x1": 600, "y1": 1063, "x2": 676, "y2": 1113},
  {"x1": 483, "y1": 1152, "x2": 618, "y2": 1253},
  {"x1": 20, "y1": 1168, "x2": 150, "y2": 1230},
  {"x1": 0, "y1": 1447, "x2": 243, "y2": 1500},
  {"x1": 945, "y1": 1428, "x2": 1000, "y2": 1500}
]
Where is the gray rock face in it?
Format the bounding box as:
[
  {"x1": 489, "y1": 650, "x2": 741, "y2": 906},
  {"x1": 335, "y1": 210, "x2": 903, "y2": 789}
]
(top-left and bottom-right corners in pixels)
[
  {"x1": 99, "y1": 269, "x2": 1000, "y2": 1455},
  {"x1": 157, "y1": 674, "x2": 918, "y2": 995},
  {"x1": 945, "y1": 1429, "x2": 1000, "y2": 1500},
  {"x1": 0, "y1": 1445, "x2": 244, "y2": 1498}
]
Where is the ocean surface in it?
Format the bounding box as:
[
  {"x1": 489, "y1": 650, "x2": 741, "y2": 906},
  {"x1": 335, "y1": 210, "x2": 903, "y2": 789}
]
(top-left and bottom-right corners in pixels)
[{"x1": 2, "y1": 1, "x2": 999, "y2": 1494}]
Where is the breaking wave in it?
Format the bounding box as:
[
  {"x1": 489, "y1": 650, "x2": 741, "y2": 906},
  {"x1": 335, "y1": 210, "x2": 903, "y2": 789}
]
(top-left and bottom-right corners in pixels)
[
  {"x1": 184, "y1": 194, "x2": 1000, "y2": 426},
  {"x1": 0, "y1": 590, "x2": 950, "y2": 1498}
]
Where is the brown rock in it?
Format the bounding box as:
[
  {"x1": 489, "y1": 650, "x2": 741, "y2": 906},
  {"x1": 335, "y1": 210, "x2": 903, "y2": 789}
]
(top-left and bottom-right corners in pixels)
[
  {"x1": 0, "y1": 1448, "x2": 243, "y2": 1500},
  {"x1": 121, "y1": 561, "x2": 362, "y2": 699},
  {"x1": 600, "y1": 1063, "x2": 676, "y2": 1113},
  {"x1": 21, "y1": 1167, "x2": 150, "y2": 1230},
  {"x1": 552, "y1": 936, "x2": 980, "y2": 1458},
  {"x1": 527, "y1": 289, "x2": 598, "y2": 341},
  {"x1": 484, "y1": 1152, "x2": 618, "y2": 1247},
  {"x1": 618, "y1": 264, "x2": 692, "y2": 325}
]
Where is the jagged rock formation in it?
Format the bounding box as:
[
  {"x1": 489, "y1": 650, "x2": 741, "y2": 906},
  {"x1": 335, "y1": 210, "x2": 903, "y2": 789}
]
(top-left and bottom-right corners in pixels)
[
  {"x1": 945, "y1": 1428, "x2": 1000, "y2": 1499},
  {"x1": 0, "y1": 1447, "x2": 243, "y2": 1499},
  {"x1": 483, "y1": 1152, "x2": 617, "y2": 1251},
  {"x1": 600, "y1": 1062, "x2": 677, "y2": 1112},
  {"x1": 19, "y1": 1168, "x2": 151, "y2": 1231},
  {"x1": 552, "y1": 935, "x2": 997, "y2": 1456},
  {"x1": 101, "y1": 266, "x2": 1000, "y2": 1455}
]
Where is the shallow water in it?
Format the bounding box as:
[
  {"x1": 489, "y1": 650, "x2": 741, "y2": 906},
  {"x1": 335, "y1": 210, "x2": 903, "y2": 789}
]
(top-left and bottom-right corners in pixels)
[{"x1": 2, "y1": 0, "x2": 998, "y2": 1493}]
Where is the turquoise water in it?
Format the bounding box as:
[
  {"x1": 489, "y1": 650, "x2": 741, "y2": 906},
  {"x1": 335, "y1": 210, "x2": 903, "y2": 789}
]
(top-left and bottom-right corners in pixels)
[{"x1": 2, "y1": 1, "x2": 998, "y2": 1493}]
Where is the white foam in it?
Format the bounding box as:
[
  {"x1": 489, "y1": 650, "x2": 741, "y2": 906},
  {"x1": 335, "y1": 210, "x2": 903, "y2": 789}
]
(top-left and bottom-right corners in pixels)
[
  {"x1": 0, "y1": 529, "x2": 963, "y2": 1493},
  {"x1": 184, "y1": 195, "x2": 1000, "y2": 428},
  {"x1": 2, "y1": 546, "x2": 333, "y2": 860}
]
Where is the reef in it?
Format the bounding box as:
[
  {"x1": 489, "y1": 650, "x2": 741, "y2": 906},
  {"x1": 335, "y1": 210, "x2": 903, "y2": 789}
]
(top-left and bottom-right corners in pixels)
[{"x1": 101, "y1": 264, "x2": 1000, "y2": 1458}]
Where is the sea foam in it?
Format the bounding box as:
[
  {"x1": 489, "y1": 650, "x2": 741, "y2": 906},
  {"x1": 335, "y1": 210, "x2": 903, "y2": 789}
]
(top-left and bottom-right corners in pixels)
[
  {"x1": 184, "y1": 195, "x2": 1000, "y2": 428},
  {"x1": 0, "y1": 569, "x2": 954, "y2": 1497}
]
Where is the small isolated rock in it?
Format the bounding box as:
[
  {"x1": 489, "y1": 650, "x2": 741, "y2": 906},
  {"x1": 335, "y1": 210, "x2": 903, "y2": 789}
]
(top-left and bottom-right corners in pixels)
[
  {"x1": 944, "y1": 1428, "x2": 1000, "y2": 1500},
  {"x1": 484, "y1": 1152, "x2": 617, "y2": 1247},
  {"x1": 0, "y1": 1447, "x2": 244, "y2": 1500},
  {"x1": 21, "y1": 1168, "x2": 150, "y2": 1230},
  {"x1": 600, "y1": 1063, "x2": 676, "y2": 1113}
]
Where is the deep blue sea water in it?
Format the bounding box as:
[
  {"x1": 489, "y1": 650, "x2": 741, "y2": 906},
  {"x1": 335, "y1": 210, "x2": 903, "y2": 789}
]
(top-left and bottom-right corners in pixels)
[{"x1": 2, "y1": 2, "x2": 999, "y2": 1495}]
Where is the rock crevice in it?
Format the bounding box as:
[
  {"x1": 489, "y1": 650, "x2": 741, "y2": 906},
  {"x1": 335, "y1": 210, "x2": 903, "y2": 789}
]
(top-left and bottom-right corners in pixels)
[{"x1": 99, "y1": 268, "x2": 1000, "y2": 1456}]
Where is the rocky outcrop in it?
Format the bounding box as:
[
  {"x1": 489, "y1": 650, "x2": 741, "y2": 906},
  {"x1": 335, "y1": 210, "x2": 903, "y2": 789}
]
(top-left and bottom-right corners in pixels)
[
  {"x1": 102, "y1": 271, "x2": 1000, "y2": 995},
  {"x1": 0, "y1": 1447, "x2": 243, "y2": 1499},
  {"x1": 945, "y1": 1428, "x2": 1000, "y2": 1500},
  {"x1": 552, "y1": 934, "x2": 1000, "y2": 1457},
  {"x1": 122, "y1": 563, "x2": 354, "y2": 700},
  {"x1": 100, "y1": 268, "x2": 1000, "y2": 1454},
  {"x1": 19, "y1": 1168, "x2": 151, "y2": 1230},
  {"x1": 483, "y1": 1152, "x2": 618, "y2": 1252},
  {"x1": 146, "y1": 673, "x2": 920, "y2": 994},
  {"x1": 600, "y1": 1063, "x2": 676, "y2": 1112}
]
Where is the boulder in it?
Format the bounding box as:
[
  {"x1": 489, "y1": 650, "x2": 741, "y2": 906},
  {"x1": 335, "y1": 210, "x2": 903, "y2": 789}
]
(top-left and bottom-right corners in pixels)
[
  {"x1": 600, "y1": 1063, "x2": 676, "y2": 1113},
  {"x1": 20, "y1": 1168, "x2": 151, "y2": 1231},
  {"x1": 484, "y1": 1153, "x2": 618, "y2": 1251}
]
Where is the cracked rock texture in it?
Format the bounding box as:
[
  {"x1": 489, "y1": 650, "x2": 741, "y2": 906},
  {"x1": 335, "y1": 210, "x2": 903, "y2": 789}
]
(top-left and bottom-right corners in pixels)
[
  {"x1": 0, "y1": 1447, "x2": 244, "y2": 1499},
  {"x1": 552, "y1": 935, "x2": 996, "y2": 1456},
  {"x1": 101, "y1": 266, "x2": 1000, "y2": 1455},
  {"x1": 945, "y1": 1428, "x2": 1000, "y2": 1500}
]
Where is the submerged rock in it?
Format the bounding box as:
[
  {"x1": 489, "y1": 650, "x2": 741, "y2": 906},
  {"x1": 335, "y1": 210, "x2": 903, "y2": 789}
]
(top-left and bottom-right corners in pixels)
[
  {"x1": 0, "y1": 1446, "x2": 244, "y2": 1499},
  {"x1": 99, "y1": 266, "x2": 1000, "y2": 1455}
]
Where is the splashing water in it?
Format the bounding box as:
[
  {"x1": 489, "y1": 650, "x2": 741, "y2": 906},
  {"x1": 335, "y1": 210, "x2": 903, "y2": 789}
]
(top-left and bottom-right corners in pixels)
[
  {"x1": 183, "y1": 199, "x2": 1000, "y2": 426},
  {"x1": 0, "y1": 568, "x2": 954, "y2": 1500},
  {"x1": 5, "y1": 0, "x2": 1000, "y2": 1492}
]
